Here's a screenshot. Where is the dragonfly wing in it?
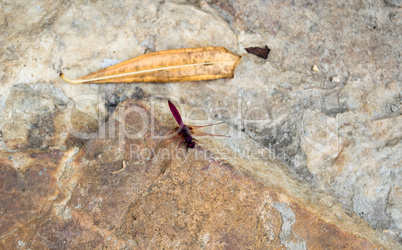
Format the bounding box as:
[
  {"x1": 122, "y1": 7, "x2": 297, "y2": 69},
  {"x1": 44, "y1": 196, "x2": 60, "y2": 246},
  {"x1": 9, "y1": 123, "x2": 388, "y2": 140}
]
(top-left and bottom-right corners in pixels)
[
  {"x1": 191, "y1": 122, "x2": 225, "y2": 130},
  {"x1": 168, "y1": 100, "x2": 185, "y2": 129},
  {"x1": 192, "y1": 131, "x2": 229, "y2": 137}
]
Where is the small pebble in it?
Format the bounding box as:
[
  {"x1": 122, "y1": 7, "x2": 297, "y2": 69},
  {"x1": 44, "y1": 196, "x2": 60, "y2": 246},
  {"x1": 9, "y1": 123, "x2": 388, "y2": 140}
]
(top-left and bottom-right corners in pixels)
[
  {"x1": 312, "y1": 65, "x2": 319, "y2": 71},
  {"x1": 331, "y1": 76, "x2": 340, "y2": 83}
]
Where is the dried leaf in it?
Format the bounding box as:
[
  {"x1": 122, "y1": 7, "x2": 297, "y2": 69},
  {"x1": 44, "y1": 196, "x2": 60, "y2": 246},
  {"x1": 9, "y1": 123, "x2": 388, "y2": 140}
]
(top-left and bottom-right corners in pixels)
[
  {"x1": 245, "y1": 45, "x2": 271, "y2": 59},
  {"x1": 60, "y1": 47, "x2": 241, "y2": 84}
]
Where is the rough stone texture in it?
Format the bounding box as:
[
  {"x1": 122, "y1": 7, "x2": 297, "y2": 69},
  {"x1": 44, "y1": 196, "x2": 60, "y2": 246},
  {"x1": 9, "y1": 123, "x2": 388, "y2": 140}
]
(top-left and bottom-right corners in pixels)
[
  {"x1": 0, "y1": 100, "x2": 392, "y2": 248},
  {"x1": 384, "y1": 0, "x2": 402, "y2": 7},
  {"x1": 0, "y1": 150, "x2": 65, "y2": 237},
  {"x1": 0, "y1": 0, "x2": 401, "y2": 247}
]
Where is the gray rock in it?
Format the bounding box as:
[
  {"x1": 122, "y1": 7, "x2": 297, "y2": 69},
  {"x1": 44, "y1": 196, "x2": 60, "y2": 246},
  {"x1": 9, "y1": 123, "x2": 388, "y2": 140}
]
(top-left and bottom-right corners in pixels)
[{"x1": 384, "y1": 0, "x2": 402, "y2": 7}]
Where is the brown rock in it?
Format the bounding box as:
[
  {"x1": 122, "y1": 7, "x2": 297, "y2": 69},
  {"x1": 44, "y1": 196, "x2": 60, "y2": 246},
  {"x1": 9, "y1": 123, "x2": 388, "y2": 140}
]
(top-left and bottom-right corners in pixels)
[
  {"x1": 1, "y1": 99, "x2": 398, "y2": 248},
  {"x1": 0, "y1": 150, "x2": 64, "y2": 237}
]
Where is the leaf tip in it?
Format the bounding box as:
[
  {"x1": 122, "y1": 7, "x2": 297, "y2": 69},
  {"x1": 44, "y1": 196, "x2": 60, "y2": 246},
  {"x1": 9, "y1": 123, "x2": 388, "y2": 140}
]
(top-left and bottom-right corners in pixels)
[
  {"x1": 59, "y1": 72, "x2": 70, "y2": 83},
  {"x1": 59, "y1": 72, "x2": 81, "y2": 84}
]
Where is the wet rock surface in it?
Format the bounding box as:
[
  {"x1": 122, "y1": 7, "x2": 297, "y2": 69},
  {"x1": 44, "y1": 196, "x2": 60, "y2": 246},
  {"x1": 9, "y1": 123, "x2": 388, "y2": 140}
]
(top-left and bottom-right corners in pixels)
[{"x1": 0, "y1": 0, "x2": 401, "y2": 247}]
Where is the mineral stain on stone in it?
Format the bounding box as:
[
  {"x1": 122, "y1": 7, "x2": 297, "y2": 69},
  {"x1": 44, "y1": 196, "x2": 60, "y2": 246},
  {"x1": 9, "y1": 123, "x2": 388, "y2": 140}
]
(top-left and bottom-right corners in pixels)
[
  {"x1": 245, "y1": 46, "x2": 271, "y2": 59},
  {"x1": 28, "y1": 113, "x2": 56, "y2": 150}
]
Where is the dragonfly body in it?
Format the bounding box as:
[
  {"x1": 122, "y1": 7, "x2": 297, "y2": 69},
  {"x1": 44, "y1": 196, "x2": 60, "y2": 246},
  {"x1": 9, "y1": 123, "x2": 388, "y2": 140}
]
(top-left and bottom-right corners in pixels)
[
  {"x1": 168, "y1": 100, "x2": 225, "y2": 149},
  {"x1": 177, "y1": 125, "x2": 196, "y2": 148}
]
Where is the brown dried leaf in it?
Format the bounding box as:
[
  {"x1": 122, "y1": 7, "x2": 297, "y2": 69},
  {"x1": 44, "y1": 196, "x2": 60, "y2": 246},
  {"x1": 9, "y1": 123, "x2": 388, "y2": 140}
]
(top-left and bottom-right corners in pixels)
[
  {"x1": 60, "y1": 47, "x2": 241, "y2": 84},
  {"x1": 245, "y1": 46, "x2": 270, "y2": 59}
]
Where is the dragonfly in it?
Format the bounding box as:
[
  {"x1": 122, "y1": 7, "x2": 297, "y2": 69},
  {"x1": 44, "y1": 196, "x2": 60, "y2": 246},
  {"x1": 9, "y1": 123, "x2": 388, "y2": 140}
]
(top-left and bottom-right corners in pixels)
[{"x1": 168, "y1": 100, "x2": 227, "y2": 149}]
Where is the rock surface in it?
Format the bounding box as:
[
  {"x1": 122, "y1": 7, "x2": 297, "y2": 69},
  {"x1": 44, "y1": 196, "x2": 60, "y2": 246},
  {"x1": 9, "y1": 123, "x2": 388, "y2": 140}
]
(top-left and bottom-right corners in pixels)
[
  {"x1": 0, "y1": 0, "x2": 401, "y2": 247},
  {"x1": 0, "y1": 100, "x2": 396, "y2": 248}
]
